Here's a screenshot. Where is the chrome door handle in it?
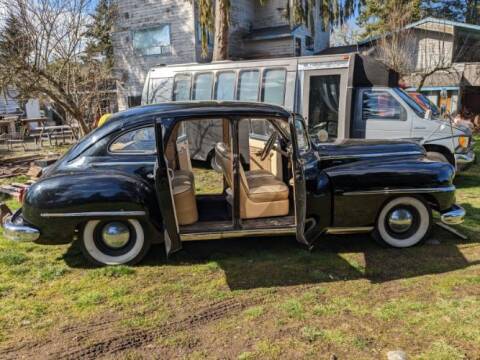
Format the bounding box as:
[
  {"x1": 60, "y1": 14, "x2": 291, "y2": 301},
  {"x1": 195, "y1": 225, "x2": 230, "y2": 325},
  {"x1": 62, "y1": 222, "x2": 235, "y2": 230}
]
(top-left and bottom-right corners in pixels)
[
  {"x1": 414, "y1": 126, "x2": 427, "y2": 130},
  {"x1": 146, "y1": 173, "x2": 154, "y2": 179}
]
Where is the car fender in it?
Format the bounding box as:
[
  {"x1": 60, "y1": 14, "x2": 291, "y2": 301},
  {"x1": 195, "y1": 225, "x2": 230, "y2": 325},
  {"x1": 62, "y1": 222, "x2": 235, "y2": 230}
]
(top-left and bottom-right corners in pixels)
[
  {"x1": 325, "y1": 157, "x2": 455, "y2": 227},
  {"x1": 22, "y1": 171, "x2": 162, "y2": 244}
]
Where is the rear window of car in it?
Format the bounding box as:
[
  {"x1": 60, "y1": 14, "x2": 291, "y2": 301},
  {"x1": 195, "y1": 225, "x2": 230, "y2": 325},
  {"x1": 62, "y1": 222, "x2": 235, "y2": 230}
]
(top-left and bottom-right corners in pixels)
[{"x1": 109, "y1": 126, "x2": 156, "y2": 153}]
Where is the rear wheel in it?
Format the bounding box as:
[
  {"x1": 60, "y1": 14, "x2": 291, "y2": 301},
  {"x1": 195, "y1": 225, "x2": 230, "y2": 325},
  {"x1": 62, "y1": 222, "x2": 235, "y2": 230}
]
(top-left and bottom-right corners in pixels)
[
  {"x1": 373, "y1": 197, "x2": 432, "y2": 248},
  {"x1": 80, "y1": 219, "x2": 151, "y2": 266}
]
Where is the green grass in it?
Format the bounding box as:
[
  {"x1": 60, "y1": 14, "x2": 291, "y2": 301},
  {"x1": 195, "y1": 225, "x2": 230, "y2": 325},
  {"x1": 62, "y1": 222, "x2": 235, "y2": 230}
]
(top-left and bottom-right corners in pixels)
[{"x1": 0, "y1": 140, "x2": 479, "y2": 358}]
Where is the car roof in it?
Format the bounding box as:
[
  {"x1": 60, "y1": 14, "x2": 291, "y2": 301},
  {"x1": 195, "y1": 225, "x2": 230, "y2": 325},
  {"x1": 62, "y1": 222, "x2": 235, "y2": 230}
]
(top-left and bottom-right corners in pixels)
[{"x1": 111, "y1": 101, "x2": 291, "y2": 124}]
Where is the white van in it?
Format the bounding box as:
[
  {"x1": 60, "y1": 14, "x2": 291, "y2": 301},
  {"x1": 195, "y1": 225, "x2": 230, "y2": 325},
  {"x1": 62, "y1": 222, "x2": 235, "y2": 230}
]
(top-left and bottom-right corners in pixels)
[{"x1": 141, "y1": 54, "x2": 475, "y2": 170}]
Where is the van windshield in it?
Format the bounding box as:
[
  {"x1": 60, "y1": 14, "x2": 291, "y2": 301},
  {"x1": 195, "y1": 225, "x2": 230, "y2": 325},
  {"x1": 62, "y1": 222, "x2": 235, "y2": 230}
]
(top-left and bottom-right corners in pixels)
[{"x1": 393, "y1": 88, "x2": 426, "y2": 118}]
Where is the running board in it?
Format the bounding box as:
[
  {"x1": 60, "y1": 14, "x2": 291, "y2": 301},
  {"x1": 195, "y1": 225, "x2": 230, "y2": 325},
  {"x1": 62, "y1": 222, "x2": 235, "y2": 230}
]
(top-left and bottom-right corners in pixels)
[
  {"x1": 325, "y1": 226, "x2": 374, "y2": 235},
  {"x1": 180, "y1": 227, "x2": 296, "y2": 241},
  {"x1": 435, "y1": 222, "x2": 468, "y2": 240}
]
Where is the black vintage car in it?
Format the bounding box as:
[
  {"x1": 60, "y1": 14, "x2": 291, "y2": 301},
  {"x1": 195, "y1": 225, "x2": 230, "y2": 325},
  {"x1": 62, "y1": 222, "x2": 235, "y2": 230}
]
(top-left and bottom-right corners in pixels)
[{"x1": 2, "y1": 102, "x2": 465, "y2": 265}]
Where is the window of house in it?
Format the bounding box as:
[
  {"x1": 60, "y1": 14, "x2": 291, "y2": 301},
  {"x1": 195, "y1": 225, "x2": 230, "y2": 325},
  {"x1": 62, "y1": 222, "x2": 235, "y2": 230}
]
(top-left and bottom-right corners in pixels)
[
  {"x1": 237, "y1": 70, "x2": 259, "y2": 101},
  {"x1": 110, "y1": 127, "x2": 156, "y2": 153},
  {"x1": 193, "y1": 73, "x2": 213, "y2": 100},
  {"x1": 261, "y1": 69, "x2": 286, "y2": 105},
  {"x1": 133, "y1": 25, "x2": 171, "y2": 56},
  {"x1": 362, "y1": 90, "x2": 406, "y2": 121},
  {"x1": 295, "y1": 38, "x2": 302, "y2": 57},
  {"x1": 215, "y1": 72, "x2": 235, "y2": 100},
  {"x1": 173, "y1": 74, "x2": 191, "y2": 101}
]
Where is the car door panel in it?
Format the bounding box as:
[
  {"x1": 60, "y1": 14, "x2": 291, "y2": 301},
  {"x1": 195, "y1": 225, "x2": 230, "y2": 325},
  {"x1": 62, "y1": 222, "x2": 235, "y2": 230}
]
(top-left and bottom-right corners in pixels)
[{"x1": 154, "y1": 118, "x2": 182, "y2": 255}]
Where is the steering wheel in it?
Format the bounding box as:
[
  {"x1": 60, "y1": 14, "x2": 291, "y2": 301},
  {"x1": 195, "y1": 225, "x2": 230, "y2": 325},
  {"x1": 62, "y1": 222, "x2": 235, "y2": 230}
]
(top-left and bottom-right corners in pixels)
[{"x1": 260, "y1": 131, "x2": 278, "y2": 161}]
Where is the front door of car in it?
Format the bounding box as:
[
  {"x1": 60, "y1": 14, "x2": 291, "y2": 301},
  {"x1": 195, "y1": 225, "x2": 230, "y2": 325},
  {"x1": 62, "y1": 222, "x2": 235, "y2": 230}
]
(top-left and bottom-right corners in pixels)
[
  {"x1": 289, "y1": 115, "x2": 316, "y2": 247},
  {"x1": 154, "y1": 118, "x2": 182, "y2": 255}
]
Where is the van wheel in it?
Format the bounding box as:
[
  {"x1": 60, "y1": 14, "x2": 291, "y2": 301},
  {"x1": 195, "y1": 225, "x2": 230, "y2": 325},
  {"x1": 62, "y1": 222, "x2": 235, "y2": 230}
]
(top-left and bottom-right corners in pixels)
[
  {"x1": 426, "y1": 151, "x2": 449, "y2": 164},
  {"x1": 373, "y1": 197, "x2": 432, "y2": 248},
  {"x1": 80, "y1": 219, "x2": 151, "y2": 266}
]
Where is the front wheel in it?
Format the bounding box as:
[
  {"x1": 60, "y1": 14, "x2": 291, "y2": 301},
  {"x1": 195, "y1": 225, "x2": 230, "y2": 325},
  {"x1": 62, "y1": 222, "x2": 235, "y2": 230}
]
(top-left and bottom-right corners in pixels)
[
  {"x1": 373, "y1": 197, "x2": 432, "y2": 248},
  {"x1": 80, "y1": 219, "x2": 151, "y2": 266}
]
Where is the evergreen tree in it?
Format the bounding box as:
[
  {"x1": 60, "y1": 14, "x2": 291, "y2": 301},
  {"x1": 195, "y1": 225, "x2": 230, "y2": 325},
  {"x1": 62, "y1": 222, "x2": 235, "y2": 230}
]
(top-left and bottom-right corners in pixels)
[
  {"x1": 358, "y1": 0, "x2": 421, "y2": 38},
  {"x1": 85, "y1": 0, "x2": 117, "y2": 68},
  {"x1": 420, "y1": 0, "x2": 466, "y2": 21}
]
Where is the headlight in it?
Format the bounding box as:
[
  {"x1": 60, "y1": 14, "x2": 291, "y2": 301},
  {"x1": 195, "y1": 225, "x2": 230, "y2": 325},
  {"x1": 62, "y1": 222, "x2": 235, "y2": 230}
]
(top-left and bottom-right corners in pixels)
[{"x1": 458, "y1": 136, "x2": 469, "y2": 149}]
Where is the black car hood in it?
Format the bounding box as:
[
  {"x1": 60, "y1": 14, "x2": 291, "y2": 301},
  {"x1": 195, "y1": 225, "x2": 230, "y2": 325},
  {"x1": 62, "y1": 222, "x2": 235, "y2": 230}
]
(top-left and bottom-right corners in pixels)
[{"x1": 314, "y1": 139, "x2": 425, "y2": 162}]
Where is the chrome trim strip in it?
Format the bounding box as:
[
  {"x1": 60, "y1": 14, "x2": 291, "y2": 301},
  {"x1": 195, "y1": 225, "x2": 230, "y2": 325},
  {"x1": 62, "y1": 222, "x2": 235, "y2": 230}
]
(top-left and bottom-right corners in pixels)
[
  {"x1": 91, "y1": 162, "x2": 155, "y2": 167},
  {"x1": 342, "y1": 186, "x2": 456, "y2": 196},
  {"x1": 320, "y1": 151, "x2": 423, "y2": 161},
  {"x1": 440, "y1": 204, "x2": 465, "y2": 226},
  {"x1": 40, "y1": 211, "x2": 146, "y2": 218},
  {"x1": 180, "y1": 227, "x2": 296, "y2": 241},
  {"x1": 325, "y1": 226, "x2": 374, "y2": 235}
]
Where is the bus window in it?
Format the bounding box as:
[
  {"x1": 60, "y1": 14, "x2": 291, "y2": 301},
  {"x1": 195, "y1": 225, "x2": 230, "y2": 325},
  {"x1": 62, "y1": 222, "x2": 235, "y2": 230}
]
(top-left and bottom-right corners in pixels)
[
  {"x1": 261, "y1": 69, "x2": 286, "y2": 105},
  {"x1": 193, "y1": 72, "x2": 214, "y2": 100},
  {"x1": 215, "y1": 72, "x2": 235, "y2": 100},
  {"x1": 173, "y1": 74, "x2": 191, "y2": 101},
  {"x1": 148, "y1": 78, "x2": 173, "y2": 104},
  {"x1": 237, "y1": 70, "x2": 259, "y2": 102}
]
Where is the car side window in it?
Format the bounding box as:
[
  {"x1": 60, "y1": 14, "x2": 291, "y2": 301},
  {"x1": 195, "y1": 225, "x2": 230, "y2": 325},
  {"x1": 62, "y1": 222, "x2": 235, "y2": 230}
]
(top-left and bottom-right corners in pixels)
[
  {"x1": 110, "y1": 126, "x2": 156, "y2": 153},
  {"x1": 362, "y1": 90, "x2": 406, "y2": 121},
  {"x1": 249, "y1": 118, "x2": 274, "y2": 139}
]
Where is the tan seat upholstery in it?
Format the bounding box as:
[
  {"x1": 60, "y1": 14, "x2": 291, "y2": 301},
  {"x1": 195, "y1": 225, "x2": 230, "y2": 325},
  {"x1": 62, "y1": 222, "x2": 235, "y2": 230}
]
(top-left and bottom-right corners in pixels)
[
  {"x1": 215, "y1": 142, "x2": 289, "y2": 219},
  {"x1": 171, "y1": 171, "x2": 198, "y2": 225}
]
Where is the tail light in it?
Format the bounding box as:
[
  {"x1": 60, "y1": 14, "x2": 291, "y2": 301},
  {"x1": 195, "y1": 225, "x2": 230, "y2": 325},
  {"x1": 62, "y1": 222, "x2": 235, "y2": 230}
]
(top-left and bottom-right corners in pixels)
[{"x1": 18, "y1": 187, "x2": 27, "y2": 204}]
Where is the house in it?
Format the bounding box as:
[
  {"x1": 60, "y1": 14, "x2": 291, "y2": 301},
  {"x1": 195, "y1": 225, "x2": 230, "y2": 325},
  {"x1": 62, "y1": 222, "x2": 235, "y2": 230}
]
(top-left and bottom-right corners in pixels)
[
  {"x1": 112, "y1": 0, "x2": 329, "y2": 110},
  {"x1": 319, "y1": 17, "x2": 480, "y2": 116}
]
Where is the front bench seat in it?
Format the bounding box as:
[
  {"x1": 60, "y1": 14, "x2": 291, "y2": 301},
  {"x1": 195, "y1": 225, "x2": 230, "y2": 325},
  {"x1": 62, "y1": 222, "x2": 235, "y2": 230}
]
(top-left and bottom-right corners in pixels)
[{"x1": 215, "y1": 142, "x2": 289, "y2": 219}]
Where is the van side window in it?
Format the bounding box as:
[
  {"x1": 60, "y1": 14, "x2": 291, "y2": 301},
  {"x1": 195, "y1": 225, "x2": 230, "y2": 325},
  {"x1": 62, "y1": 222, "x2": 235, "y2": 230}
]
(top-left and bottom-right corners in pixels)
[
  {"x1": 193, "y1": 73, "x2": 213, "y2": 100},
  {"x1": 173, "y1": 74, "x2": 191, "y2": 101},
  {"x1": 261, "y1": 69, "x2": 286, "y2": 105},
  {"x1": 148, "y1": 78, "x2": 173, "y2": 103},
  {"x1": 237, "y1": 70, "x2": 259, "y2": 101},
  {"x1": 362, "y1": 90, "x2": 406, "y2": 121},
  {"x1": 215, "y1": 72, "x2": 235, "y2": 100},
  {"x1": 110, "y1": 127, "x2": 156, "y2": 153}
]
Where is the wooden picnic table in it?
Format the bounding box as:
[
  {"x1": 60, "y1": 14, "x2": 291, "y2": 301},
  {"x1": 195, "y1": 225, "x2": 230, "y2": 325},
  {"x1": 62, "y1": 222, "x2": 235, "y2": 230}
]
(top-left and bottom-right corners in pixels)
[{"x1": 36, "y1": 124, "x2": 80, "y2": 147}]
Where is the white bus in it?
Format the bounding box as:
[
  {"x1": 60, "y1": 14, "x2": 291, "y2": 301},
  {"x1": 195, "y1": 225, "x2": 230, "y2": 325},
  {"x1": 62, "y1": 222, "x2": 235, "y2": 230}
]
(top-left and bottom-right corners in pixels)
[{"x1": 142, "y1": 54, "x2": 474, "y2": 170}]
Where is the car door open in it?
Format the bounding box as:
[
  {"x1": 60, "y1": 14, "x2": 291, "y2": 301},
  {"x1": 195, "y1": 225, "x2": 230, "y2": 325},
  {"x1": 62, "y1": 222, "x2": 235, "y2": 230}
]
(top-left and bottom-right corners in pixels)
[{"x1": 154, "y1": 118, "x2": 182, "y2": 255}]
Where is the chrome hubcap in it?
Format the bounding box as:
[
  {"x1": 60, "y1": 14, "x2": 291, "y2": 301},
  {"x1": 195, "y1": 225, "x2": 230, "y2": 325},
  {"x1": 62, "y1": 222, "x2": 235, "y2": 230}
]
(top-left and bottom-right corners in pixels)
[
  {"x1": 101, "y1": 222, "x2": 130, "y2": 249},
  {"x1": 388, "y1": 209, "x2": 413, "y2": 233}
]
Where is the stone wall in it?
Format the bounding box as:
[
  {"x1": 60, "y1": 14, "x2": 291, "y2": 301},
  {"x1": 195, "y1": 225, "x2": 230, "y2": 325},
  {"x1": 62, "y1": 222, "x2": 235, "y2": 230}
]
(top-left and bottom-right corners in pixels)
[{"x1": 113, "y1": 0, "x2": 196, "y2": 105}]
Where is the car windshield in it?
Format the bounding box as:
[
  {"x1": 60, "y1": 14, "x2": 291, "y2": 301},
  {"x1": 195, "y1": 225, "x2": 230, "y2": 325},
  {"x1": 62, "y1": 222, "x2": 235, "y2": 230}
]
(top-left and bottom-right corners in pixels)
[{"x1": 393, "y1": 88, "x2": 426, "y2": 118}]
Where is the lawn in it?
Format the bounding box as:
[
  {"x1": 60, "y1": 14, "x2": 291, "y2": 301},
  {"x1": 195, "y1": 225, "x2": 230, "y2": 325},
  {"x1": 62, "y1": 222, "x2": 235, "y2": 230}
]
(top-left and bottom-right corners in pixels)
[{"x1": 0, "y1": 144, "x2": 479, "y2": 359}]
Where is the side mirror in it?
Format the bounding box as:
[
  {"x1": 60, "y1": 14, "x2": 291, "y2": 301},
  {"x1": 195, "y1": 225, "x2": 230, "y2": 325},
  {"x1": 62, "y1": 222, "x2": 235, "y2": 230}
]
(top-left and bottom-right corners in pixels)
[{"x1": 424, "y1": 109, "x2": 433, "y2": 120}]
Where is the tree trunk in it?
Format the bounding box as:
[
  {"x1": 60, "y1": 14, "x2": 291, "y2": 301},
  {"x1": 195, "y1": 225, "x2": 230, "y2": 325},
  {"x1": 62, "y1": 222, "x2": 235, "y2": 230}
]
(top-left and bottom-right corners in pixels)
[{"x1": 213, "y1": 0, "x2": 229, "y2": 61}]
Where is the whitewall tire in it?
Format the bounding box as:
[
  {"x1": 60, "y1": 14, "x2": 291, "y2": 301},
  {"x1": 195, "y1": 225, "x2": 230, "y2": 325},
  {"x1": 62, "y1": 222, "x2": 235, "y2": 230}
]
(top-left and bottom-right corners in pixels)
[
  {"x1": 373, "y1": 197, "x2": 432, "y2": 248},
  {"x1": 80, "y1": 219, "x2": 150, "y2": 266}
]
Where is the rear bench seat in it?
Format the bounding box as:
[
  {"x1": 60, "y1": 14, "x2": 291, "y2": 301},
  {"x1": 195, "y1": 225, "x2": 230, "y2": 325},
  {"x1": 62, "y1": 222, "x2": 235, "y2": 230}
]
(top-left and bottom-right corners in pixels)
[{"x1": 215, "y1": 142, "x2": 289, "y2": 219}]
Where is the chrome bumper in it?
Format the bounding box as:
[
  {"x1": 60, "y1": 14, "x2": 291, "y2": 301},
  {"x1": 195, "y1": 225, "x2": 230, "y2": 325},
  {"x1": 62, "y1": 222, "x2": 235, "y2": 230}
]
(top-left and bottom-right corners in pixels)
[
  {"x1": 2, "y1": 210, "x2": 40, "y2": 242},
  {"x1": 455, "y1": 149, "x2": 475, "y2": 165},
  {"x1": 440, "y1": 204, "x2": 466, "y2": 226}
]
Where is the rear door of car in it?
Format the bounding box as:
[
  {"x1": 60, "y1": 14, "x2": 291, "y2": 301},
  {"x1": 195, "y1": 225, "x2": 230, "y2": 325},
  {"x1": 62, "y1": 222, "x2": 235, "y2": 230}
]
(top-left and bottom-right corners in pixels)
[{"x1": 154, "y1": 118, "x2": 182, "y2": 255}]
